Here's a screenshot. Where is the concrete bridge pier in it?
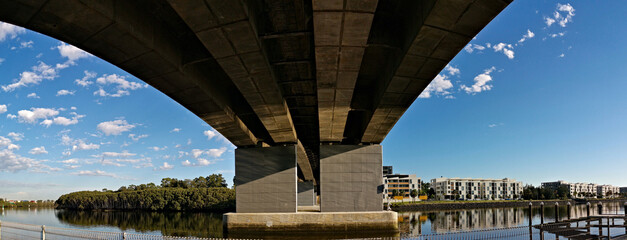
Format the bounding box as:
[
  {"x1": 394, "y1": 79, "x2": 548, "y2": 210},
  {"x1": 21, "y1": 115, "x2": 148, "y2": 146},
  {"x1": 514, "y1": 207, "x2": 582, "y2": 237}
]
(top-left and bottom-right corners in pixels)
[{"x1": 224, "y1": 144, "x2": 398, "y2": 237}]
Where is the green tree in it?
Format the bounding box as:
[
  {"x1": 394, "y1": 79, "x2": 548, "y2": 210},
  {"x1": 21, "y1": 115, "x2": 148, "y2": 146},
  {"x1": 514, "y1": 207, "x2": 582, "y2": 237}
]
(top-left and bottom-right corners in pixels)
[
  {"x1": 207, "y1": 174, "x2": 227, "y2": 188},
  {"x1": 410, "y1": 189, "x2": 418, "y2": 202}
]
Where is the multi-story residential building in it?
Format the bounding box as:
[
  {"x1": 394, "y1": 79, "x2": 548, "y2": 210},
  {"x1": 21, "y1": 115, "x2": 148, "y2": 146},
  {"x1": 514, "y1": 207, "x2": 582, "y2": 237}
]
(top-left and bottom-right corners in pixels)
[
  {"x1": 542, "y1": 181, "x2": 599, "y2": 197},
  {"x1": 383, "y1": 174, "x2": 421, "y2": 201},
  {"x1": 569, "y1": 183, "x2": 598, "y2": 197},
  {"x1": 431, "y1": 177, "x2": 523, "y2": 200},
  {"x1": 383, "y1": 166, "x2": 393, "y2": 175},
  {"x1": 620, "y1": 187, "x2": 627, "y2": 194},
  {"x1": 542, "y1": 180, "x2": 622, "y2": 198},
  {"x1": 597, "y1": 185, "x2": 620, "y2": 198}
]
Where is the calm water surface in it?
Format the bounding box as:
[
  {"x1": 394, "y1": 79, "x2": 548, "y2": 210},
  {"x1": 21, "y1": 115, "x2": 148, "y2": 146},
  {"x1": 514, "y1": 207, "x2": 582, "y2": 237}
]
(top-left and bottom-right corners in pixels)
[{"x1": 0, "y1": 202, "x2": 624, "y2": 239}]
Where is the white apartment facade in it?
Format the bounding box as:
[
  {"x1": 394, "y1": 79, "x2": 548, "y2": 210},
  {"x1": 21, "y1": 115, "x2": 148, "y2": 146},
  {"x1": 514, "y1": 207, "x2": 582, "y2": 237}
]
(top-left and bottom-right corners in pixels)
[
  {"x1": 597, "y1": 185, "x2": 620, "y2": 198},
  {"x1": 431, "y1": 177, "x2": 523, "y2": 200},
  {"x1": 383, "y1": 174, "x2": 421, "y2": 201},
  {"x1": 542, "y1": 180, "x2": 621, "y2": 198}
]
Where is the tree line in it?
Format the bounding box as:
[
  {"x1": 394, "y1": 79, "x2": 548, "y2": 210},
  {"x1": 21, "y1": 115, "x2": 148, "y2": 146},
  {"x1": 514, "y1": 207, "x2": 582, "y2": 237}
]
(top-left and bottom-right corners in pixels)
[
  {"x1": 56, "y1": 174, "x2": 235, "y2": 212},
  {"x1": 0, "y1": 199, "x2": 56, "y2": 208}
]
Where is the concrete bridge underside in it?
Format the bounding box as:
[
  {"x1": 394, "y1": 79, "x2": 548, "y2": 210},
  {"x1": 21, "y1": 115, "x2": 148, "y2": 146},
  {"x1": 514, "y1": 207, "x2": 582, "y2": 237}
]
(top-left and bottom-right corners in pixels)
[{"x1": 0, "y1": 0, "x2": 510, "y2": 225}]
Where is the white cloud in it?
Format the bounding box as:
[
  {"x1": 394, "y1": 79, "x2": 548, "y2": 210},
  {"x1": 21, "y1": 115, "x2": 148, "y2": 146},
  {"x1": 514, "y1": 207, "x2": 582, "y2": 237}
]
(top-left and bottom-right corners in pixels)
[
  {"x1": 7, "y1": 132, "x2": 24, "y2": 141},
  {"x1": 460, "y1": 67, "x2": 497, "y2": 94},
  {"x1": 93, "y1": 88, "x2": 130, "y2": 98},
  {"x1": 29, "y1": 146, "x2": 48, "y2": 155},
  {"x1": 72, "y1": 139, "x2": 100, "y2": 151},
  {"x1": 3, "y1": 62, "x2": 61, "y2": 91},
  {"x1": 203, "y1": 129, "x2": 218, "y2": 140},
  {"x1": 518, "y1": 29, "x2": 535, "y2": 43},
  {"x1": 75, "y1": 71, "x2": 96, "y2": 87},
  {"x1": 128, "y1": 134, "x2": 148, "y2": 141},
  {"x1": 444, "y1": 65, "x2": 460, "y2": 76},
  {"x1": 56, "y1": 89, "x2": 75, "y2": 96},
  {"x1": 99, "y1": 151, "x2": 137, "y2": 158},
  {"x1": 27, "y1": 93, "x2": 40, "y2": 98},
  {"x1": 0, "y1": 137, "x2": 56, "y2": 173},
  {"x1": 71, "y1": 170, "x2": 120, "y2": 178},
  {"x1": 149, "y1": 146, "x2": 167, "y2": 151},
  {"x1": 6, "y1": 114, "x2": 17, "y2": 119},
  {"x1": 493, "y1": 43, "x2": 515, "y2": 59},
  {"x1": 61, "y1": 135, "x2": 73, "y2": 146},
  {"x1": 559, "y1": 53, "x2": 565, "y2": 58},
  {"x1": 418, "y1": 74, "x2": 454, "y2": 99},
  {"x1": 96, "y1": 74, "x2": 144, "y2": 90},
  {"x1": 550, "y1": 32, "x2": 566, "y2": 38},
  {"x1": 97, "y1": 120, "x2": 135, "y2": 136},
  {"x1": 57, "y1": 42, "x2": 91, "y2": 63},
  {"x1": 0, "y1": 104, "x2": 6, "y2": 114},
  {"x1": 52, "y1": 116, "x2": 79, "y2": 126},
  {"x1": 170, "y1": 128, "x2": 181, "y2": 133},
  {"x1": 463, "y1": 44, "x2": 486, "y2": 53},
  {"x1": 157, "y1": 162, "x2": 174, "y2": 170},
  {"x1": 182, "y1": 158, "x2": 216, "y2": 167},
  {"x1": 0, "y1": 22, "x2": 25, "y2": 42},
  {"x1": 190, "y1": 147, "x2": 227, "y2": 159},
  {"x1": 60, "y1": 159, "x2": 79, "y2": 164},
  {"x1": 545, "y1": 3, "x2": 575, "y2": 28},
  {"x1": 17, "y1": 107, "x2": 59, "y2": 124},
  {"x1": 545, "y1": 17, "x2": 556, "y2": 27},
  {"x1": 20, "y1": 40, "x2": 33, "y2": 48},
  {"x1": 0, "y1": 58, "x2": 4, "y2": 64}
]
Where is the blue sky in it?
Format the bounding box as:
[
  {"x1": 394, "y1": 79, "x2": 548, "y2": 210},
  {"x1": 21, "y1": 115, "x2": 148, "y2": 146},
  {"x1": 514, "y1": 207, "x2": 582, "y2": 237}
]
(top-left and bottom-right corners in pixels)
[{"x1": 1, "y1": 1, "x2": 626, "y2": 200}]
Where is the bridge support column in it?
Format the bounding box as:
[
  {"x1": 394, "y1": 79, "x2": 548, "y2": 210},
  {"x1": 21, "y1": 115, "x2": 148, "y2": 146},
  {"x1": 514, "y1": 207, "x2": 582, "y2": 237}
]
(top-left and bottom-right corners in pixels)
[
  {"x1": 320, "y1": 145, "x2": 383, "y2": 212},
  {"x1": 234, "y1": 145, "x2": 297, "y2": 213},
  {"x1": 298, "y1": 181, "x2": 315, "y2": 207}
]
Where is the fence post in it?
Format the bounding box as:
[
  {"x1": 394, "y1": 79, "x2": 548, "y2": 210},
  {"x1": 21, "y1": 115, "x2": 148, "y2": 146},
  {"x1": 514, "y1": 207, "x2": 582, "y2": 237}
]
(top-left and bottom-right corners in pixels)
[
  {"x1": 624, "y1": 202, "x2": 627, "y2": 233},
  {"x1": 567, "y1": 202, "x2": 571, "y2": 220},
  {"x1": 540, "y1": 202, "x2": 544, "y2": 225},
  {"x1": 554, "y1": 202, "x2": 559, "y2": 223},
  {"x1": 0, "y1": 220, "x2": 2, "y2": 240},
  {"x1": 528, "y1": 202, "x2": 532, "y2": 226},
  {"x1": 598, "y1": 202, "x2": 603, "y2": 215},
  {"x1": 586, "y1": 202, "x2": 591, "y2": 233},
  {"x1": 123, "y1": 232, "x2": 126, "y2": 240},
  {"x1": 41, "y1": 225, "x2": 45, "y2": 240}
]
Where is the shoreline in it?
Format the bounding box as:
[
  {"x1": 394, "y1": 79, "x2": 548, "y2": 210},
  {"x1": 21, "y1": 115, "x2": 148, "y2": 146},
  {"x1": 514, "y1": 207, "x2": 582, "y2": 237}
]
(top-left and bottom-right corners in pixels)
[{"x1": 392, "y1": 199, "x2": 627, "y2": 211}]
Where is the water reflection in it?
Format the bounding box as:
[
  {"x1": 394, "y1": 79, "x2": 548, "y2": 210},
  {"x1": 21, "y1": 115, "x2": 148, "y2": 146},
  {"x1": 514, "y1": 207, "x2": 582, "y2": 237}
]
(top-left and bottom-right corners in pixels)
[
  {"x1": 399, "y1": 201, "x2": 625, "y2": 237},
  {"x1": 55, "y1": 210, "x2": 224, "y2": 238},
  {"x1": 1, "y1": 202, "x2": 624, "y2": 239}
]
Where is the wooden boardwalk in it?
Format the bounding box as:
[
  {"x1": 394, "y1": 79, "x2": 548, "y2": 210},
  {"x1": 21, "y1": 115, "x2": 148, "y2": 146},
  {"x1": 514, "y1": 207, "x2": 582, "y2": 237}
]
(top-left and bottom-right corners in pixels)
[{"x1": 535, "y1": 215, "x2": 627, "y2": 240}]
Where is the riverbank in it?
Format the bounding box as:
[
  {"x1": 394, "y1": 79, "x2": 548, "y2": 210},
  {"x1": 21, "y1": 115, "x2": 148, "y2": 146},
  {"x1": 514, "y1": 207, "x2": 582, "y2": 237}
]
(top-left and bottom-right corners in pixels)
[
  {"x1": 391, "y1": 198, "x2": 627, "y2": 211},
  {"x1": 55, "y1": 187, "x2": 235, "y2": 212}
]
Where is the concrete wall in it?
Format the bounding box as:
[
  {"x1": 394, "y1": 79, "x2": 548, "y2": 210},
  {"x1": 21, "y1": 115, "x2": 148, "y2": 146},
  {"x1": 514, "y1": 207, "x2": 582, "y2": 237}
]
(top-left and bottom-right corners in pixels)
[
  {"x1": 234, "y1": 146, "x2": 297, "y2": 213},
  {"x1": 320, "y1": 145, "x2": 383, "y2": 212},
  {"x1": 298, "y1": 181, "x2": 315, "y2": 206}
]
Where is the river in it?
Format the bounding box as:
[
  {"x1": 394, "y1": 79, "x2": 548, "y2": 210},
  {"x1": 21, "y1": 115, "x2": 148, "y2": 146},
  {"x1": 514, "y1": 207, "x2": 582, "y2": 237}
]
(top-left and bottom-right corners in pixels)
[{"x1": 0, "y1": 201, "x2": 624, "y2": 239}]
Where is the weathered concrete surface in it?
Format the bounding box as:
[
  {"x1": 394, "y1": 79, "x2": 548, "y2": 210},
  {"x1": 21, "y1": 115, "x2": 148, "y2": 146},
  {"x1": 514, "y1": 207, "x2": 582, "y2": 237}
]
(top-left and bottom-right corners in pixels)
[
  {"x1": 234, "y1": 146, "x2": 297, "y2": 213},
  {"x1": 297, "y1": 181, "x2": 315, "y2": 206},
  {"x1": 314, "y1": 0, "x2": 378, "y2": 143},
  {"x1": 320, "y1": 145, "x2": 383, "y2": 212},
  {"x1": 0, "y1": 0, "x2": 511, "y2": 185},
  {"x1": 223, "y1": 211, "x2": 398, "y2": 233}
]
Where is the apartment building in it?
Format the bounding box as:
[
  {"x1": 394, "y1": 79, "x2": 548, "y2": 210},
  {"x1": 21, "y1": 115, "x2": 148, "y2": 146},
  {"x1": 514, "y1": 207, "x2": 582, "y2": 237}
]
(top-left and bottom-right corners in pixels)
[
  {"x1": 542, "y1": 181, "x2": 598, "y2": 197},
  {"x1": 621, "y1": 187, "x2": 627, "y2": 194},
  {"x1": 431, "y1": 177, "x2": 523, "y2": 200},
  {"x1": 542, "y1": 180, "x2": 621, "y2": 198},
  {"x1": 383, "y1": 174, "x2": 421, "y2": 200},
  {"x1": 597, "y1": 185, "x2": 620, "y2": 198}
]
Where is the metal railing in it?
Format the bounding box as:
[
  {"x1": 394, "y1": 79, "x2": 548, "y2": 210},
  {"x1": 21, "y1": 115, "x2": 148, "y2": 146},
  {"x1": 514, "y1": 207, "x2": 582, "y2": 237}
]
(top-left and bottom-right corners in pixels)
[{"x1": 0, "y1": 220, "x2": 256, "y2": 240}]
